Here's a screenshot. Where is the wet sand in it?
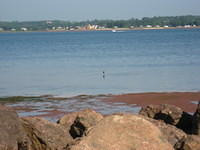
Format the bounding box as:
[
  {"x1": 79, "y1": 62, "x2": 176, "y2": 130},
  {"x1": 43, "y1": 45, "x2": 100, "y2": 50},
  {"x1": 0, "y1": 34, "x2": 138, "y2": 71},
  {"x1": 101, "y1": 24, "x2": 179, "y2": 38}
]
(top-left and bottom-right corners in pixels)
[
  {"x1": 4, "y1": 94, "x2": 138, "y2": 122},
  {"x1": 4, "y1": 92, "x2": 200, "y2": 121},
  {"x1": 104, "y1": 92, "x2": 200, "y2": 113}
]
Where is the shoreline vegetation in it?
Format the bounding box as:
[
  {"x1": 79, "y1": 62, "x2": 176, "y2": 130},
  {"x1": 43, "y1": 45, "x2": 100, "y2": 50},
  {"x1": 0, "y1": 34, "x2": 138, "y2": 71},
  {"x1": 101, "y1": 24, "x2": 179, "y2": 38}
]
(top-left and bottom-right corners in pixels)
[{"x1": 0, "y1": 15, "x2": 200, "y2": 32}]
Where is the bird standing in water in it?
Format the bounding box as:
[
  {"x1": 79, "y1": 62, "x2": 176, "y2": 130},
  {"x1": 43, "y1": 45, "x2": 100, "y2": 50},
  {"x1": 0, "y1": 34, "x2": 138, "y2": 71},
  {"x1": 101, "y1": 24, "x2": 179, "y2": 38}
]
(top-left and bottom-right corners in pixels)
[{"x1": 102, "y1": 71, "x2": 105, "y2": 79}]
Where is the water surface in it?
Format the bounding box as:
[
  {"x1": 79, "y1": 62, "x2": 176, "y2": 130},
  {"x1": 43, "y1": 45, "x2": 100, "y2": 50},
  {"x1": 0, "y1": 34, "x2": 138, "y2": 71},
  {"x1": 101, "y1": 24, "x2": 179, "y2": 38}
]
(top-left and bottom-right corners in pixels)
[{"x1": 0, "y1": 29, "x2": 200, "y2": 96}]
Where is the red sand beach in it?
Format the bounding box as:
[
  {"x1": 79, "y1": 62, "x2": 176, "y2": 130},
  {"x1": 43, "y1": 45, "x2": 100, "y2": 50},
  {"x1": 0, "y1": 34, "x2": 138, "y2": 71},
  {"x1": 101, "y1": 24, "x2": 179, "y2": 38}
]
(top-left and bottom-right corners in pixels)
[{"x1": 105, "y1": 92, "x2": 200, "y2": 113}]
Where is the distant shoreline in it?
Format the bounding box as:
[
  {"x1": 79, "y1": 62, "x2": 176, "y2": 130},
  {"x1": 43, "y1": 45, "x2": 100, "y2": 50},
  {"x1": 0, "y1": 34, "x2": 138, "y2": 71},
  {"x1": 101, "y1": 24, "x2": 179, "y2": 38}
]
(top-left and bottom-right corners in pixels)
[{"x1": 0, "y1": 26, "x2": 200, "y2": 33}]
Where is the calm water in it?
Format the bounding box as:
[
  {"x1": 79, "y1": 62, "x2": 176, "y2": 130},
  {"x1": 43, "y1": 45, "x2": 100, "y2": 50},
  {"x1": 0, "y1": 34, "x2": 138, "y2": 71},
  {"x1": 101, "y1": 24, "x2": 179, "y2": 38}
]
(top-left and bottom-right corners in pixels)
[{"x1": 0, "y1": 29, "x2": 200, "y2": 97}]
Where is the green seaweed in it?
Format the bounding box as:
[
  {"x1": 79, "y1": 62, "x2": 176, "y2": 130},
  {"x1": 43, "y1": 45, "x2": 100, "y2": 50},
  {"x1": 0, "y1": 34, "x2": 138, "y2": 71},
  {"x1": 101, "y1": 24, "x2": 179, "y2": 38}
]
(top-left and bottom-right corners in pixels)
[{"x1": 0, "y1": 96, "x2": 41, "y2": 104}]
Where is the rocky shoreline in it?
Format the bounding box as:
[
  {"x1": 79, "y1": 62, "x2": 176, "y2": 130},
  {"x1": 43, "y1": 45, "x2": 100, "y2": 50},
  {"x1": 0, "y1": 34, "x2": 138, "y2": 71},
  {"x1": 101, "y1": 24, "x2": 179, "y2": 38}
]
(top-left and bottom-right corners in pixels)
[{"x1": 1, "y1": 101, "x2": 200, "y2": 150}]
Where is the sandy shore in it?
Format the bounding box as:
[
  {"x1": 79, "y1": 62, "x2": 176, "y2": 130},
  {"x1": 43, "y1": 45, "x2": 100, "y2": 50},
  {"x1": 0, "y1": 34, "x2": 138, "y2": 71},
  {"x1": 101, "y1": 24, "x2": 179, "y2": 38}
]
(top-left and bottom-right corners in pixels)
[{"x1": 104, "y1": 92, "x2": 200, "y2": 113}]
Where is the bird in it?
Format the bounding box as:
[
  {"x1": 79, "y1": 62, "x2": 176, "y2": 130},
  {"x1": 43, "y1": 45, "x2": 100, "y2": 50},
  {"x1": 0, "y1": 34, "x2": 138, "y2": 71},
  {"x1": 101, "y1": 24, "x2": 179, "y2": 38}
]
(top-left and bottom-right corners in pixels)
[{"x1": 102, "y1": 71, "x2": 105, "y2": 79}]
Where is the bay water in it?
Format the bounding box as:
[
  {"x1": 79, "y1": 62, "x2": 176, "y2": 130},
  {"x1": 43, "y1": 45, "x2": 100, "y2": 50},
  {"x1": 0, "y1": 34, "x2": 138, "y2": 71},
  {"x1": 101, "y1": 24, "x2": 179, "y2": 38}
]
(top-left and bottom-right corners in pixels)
[{"x1": 0, "y1": 29, "x2": 200, "y2": 97}]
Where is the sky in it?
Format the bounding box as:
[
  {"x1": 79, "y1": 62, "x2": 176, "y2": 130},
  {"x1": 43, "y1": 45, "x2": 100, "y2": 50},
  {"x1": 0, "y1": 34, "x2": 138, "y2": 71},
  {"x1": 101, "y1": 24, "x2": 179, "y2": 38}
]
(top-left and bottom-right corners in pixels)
[{"x1": 0, "y1": 0, "x2": 200, "y2": 21}]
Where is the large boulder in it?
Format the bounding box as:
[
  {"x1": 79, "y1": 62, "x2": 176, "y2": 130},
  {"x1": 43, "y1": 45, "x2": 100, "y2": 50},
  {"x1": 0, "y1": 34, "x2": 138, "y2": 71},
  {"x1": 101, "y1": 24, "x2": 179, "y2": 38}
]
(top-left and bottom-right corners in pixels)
[
  {"x1": 192, "y1": 101, "x2": 200, "y2": 135},
  {"x1": 58, "y1": 109, "x2": 103, "y2": 138},
  {"x1": 21, "y1": 117, "x2": 73, "y2": 150},
  {"x1": 139, "y1": 104, "x2": 193, "y2": 133},
  {"x1": 143, "y1": 116, "x2": 187, "y2": 149},
  {"x1": 69, "y1": 113, "x2": 174, "y2": 150},
  {"x1": 139, "y1": 104, "x2": 183, "y2": 125},
  {"x1": 0, "y1": 104, "x2": 30, "y2": 150}
]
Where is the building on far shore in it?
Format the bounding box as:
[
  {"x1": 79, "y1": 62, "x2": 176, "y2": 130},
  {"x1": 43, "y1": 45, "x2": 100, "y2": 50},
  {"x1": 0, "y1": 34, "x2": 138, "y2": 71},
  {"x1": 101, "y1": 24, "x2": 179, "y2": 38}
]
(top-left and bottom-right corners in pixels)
[
  {"x1": 98, "y1": 26, "x2": 105, "y2": 29},
  {"x1": 155, "y1": 25, "x2": 160, "y2": 28},
  {"x1": 184, "y1": 25, "x2": 191, "y2": 28},
  {"x1": 0, "y1": 28, "x2": 3, "y2": 31},
  {"x1": 21, "y1": 27, "x2": 28, "y2": 31},
  {"x1": 56, "y1": 27, "x2": 63, "y2": 30},
  {"x1": 146, "y1": 25, "x2": 152, "y2": 28},
  {"x1": 85, "y1": 24, "x2": 98, "y2": 30},
  {"x1": 11, "y1": 28, "x2": 16, "y2": 31}
]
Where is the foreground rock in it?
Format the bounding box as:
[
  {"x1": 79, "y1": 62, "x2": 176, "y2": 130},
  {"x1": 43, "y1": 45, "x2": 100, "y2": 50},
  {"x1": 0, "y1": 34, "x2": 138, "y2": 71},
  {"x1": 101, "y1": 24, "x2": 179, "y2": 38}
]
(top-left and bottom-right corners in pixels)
[
  {"x1": 21, "y1": 117, "x2": 73, "y2": 150},
  {"x1": 192, "y1": 101, "x2": 200, "y2": 135},
  {"x1": 3, "y1": 103, "x2": 200, "y2": 150},
  {"x1": 181, "y1": 135, "x2": 200, "y2": 150},
  {"x1": 58, "y1": 109, "x2": 103, "y2": 138},
  {"x1": 69, "y1": 113, "x2": 174, "y2": 150},
  {"x1": 0, "y1": 104, "x2": 30, "y2": 150},
  {"x1": 143, "y1": 116, "x2": 187, "y2": 149}
]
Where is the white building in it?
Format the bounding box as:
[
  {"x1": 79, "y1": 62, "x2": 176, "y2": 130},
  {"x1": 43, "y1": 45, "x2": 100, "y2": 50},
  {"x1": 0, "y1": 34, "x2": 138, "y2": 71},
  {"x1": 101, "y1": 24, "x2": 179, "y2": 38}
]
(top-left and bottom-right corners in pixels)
[
  {"x1": 146, "y1": 25, "x2": 152, "y2": 28},
  {"x1": 11, "y1": 28, "x2": 16, "y2": 31},
  {"x1": 56, "y1": 27, "x2": 64, "y2": 30},
  {"x1": 184, "y1": 25, "x2": 191, "y2": 28},
  {"x1": 21, "y1": 27, "x2": 28, "y2": 31}
]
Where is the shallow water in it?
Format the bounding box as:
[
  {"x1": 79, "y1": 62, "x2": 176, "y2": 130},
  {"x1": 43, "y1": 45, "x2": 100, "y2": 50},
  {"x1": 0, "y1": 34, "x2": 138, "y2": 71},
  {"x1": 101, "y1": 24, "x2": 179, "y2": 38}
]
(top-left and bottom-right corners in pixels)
[
  {"x1": 6, "y1": 95, "x2": 140, "y2": 122},
  {"x1": 0, "y1": 29, "x2": 200, "y2": 96}
]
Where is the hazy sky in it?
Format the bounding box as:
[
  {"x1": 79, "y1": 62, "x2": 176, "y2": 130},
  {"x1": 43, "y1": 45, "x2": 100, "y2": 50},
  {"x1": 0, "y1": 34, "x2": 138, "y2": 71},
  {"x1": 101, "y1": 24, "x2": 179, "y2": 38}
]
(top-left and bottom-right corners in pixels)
[{"x1": 0, "y1": 0, "x2": 200, "y2": 21}]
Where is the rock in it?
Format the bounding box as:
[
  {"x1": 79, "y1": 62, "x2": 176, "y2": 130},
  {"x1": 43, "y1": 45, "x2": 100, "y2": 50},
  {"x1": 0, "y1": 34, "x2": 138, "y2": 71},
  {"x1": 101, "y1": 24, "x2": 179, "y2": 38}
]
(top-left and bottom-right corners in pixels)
[
  {"x1": 176, "y1": 112, "x2": 193, "y2": 134},
  {"x1": 58, "y1": 109, "x2": 103, "y2": 138},
  {"x1": 192, "y1": 101, "x2": 200, "y2": 135},
  {"x1": 143, "y1": 116, "x2": 187, "y2": 149},
  {"x1": 139, "y1": 104, "x2": 183, "y2": 125},
  {"x1": 181, "y1": 135, "x2": 200, "y2": 150},
  {"x1": 69, "y1": 113, "x2": 174, "y2": 150},
  {"x1": 139, "y1": 104, "x2": 193, "y2": 133},
  {"x1": 21, "y1": 117, "x2": 73, "y2": 150},
  {"x1": 0, "y1": 104, "x2": 30, "y2": 150}
]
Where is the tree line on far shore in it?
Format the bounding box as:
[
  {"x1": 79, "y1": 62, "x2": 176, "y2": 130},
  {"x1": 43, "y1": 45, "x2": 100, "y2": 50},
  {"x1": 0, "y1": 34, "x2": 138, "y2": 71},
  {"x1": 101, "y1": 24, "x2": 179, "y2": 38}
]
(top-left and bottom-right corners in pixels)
[{"x1": 0, "y1": 15, "x2": 200, "y2": 31}]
